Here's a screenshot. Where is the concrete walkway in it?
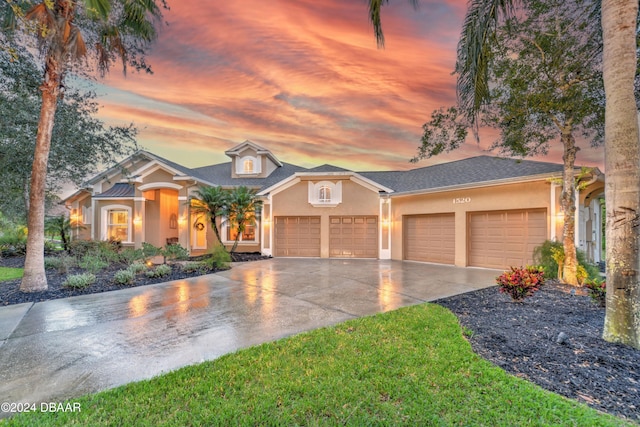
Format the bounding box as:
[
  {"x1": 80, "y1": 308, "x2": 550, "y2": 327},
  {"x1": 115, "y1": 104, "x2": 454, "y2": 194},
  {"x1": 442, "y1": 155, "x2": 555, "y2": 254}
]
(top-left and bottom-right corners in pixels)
[{"x1": 0, "y1": 259, "x2": 498, "y2": 412}]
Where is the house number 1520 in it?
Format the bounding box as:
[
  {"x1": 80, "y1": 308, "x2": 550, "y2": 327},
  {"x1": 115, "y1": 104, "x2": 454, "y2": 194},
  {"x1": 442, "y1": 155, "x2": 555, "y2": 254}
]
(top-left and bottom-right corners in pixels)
[{"x1": 453, "y1": 197, "x2": 471, "y2": 204}]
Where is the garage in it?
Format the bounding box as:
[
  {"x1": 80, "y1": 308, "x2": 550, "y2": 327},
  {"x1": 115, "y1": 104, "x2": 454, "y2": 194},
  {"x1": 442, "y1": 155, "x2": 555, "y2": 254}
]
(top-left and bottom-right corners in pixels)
[
  {"x1": 329, "y1": 216, "x2": 378, "y2": 258},
  {"x1": 404, "y1": 213, "x2": 455, "y2": 264},
  {"x1": 468, "y1": 209, "x2": 547, "y2": 269},
  {"x1": 274, "y1": 216, "x2": 321, "y2": 257}
]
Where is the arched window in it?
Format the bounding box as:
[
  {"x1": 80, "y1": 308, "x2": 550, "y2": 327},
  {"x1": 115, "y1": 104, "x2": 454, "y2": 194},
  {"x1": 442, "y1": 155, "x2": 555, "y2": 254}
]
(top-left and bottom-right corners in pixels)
[
  {"x1": 319, "y1": 185, "x2": 331, "y2": 203},
  {"x1": 243, "y1": 159, "x2": 254, "y2": 173}
]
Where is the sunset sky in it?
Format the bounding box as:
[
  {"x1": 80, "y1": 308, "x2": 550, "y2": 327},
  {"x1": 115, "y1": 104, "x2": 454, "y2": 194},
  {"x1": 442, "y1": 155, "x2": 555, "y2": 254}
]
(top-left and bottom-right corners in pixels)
[{"x1": 88, "y1": 0, "x2": 604, "y2": 172}]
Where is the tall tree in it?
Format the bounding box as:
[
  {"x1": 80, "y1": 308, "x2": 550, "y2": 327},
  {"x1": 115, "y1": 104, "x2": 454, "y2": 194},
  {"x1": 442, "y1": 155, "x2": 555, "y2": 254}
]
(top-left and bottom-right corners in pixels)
[
  {"x1": 368, "y1": 0, "x2": 640, "y2": 348},
  {"x1": 0, "y1": 49, "x2": 138, "y2": 222},
  {"x1": 4, "y1": 0, "x2": 167, "y2": 292},
  {"x1": 414, "y1": 0, "x2": 604, "y2": 286}
]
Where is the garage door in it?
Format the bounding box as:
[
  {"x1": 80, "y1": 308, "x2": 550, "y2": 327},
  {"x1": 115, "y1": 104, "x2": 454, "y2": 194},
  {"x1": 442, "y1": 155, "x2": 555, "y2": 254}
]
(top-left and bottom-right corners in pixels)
[
  {"x1": 329, "y1": 216, "x2": 378, "y2": 258},
  {"x1": 468, "y1": 209, "x2": 547, "y2": 269},
  {"x1": 274, "y1": 216, "x2": 321, "y2": 257},
  {"x1": 404, "y1": 214, "x2": 455, "y2": 264}
]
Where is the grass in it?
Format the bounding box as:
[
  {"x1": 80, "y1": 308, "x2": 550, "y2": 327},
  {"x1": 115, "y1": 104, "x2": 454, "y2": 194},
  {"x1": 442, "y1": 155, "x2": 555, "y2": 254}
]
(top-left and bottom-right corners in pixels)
[
  {"x1": 5, "y1": 304, "x2": 632, "y2": 426},
  {"x1": 0, "y1": 266, "x2": 23, "y2": 282}
]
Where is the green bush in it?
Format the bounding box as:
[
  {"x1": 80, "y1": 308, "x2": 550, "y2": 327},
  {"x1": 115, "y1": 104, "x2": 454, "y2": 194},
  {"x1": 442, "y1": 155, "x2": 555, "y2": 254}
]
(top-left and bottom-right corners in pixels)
[
  {"x1": 79, "y1": 254, "x2": 109, "y2": 273},
  {"x1": 205, "y1": 245, "x2": 231, "y2": 270},
  {"x1": 496, "y1": 266, "x2": 545, "y2": 302},
  {"x1": 69, "y1": 239, "x2": 119, "y2": 263},
  {"x1": 128, "y1": 262, "x2": 148, "y2": 275},
  {"x1": 163, "y1": 243, "x2": 189, "y2": 262},
  {"x1": 584, "y1": 278, "x2": 606, "y2": 307},
  {"x1": 63, "y1": 273, "x2": 96, "y2": 289},
  {"x1": 44, "y1": 255, "x2": 77, "y2": 273},
  {"x1": 0, "y1": 230, "x2": 27, "y2": 257},
  {"x1": 145, "y1": 264, "x2": 172, "y2": 278},
  {"x1": 142, "y1": 242, "x2": 161, "y2": 260},
  {"x1": 533, "y1": 240, "x2": 599, "y2": 281},
  {"x1": 182, "y1": 261, "x2": 209, "y2": 274},
  {"x1": 119, "y1": 248, "x2": 145, "y2": 265},
  {"x1": 113, "y1": 269, "x2": 136, "y2": 285}
]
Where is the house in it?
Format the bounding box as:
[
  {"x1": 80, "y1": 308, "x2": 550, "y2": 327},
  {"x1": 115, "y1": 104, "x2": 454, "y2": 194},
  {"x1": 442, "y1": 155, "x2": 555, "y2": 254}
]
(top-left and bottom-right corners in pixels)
[{"x1": 63, "y1": 140, "x2": 605, "y2": 269}]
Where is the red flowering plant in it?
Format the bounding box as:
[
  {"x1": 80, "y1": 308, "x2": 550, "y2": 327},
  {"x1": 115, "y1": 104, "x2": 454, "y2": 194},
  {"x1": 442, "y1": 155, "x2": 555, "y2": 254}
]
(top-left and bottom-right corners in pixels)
[
  {"x1": 584, "y1": 278, "x2": 606, "y2": 307},
  {"x1": 496, "y1": 266, "x2": 545, "y2": 302}
]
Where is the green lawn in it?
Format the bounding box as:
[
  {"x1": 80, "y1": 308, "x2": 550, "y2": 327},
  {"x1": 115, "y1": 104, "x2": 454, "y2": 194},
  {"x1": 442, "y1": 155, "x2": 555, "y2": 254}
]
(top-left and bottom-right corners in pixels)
[
  {"x1": 0, "y1": 266, "x2": 23, "y2": 281},
  {"x1": 5, "y1": 304, "x2": 631, "y2": 426}
]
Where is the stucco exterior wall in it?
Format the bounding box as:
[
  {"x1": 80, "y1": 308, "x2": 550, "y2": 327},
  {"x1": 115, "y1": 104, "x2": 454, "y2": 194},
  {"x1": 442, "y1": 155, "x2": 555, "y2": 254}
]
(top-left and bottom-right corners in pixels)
[
  {"x1": 269, "y1": 178, "x2": 380, "y2": 258},
  {"x1": 389, "y1": 180, "x2": 554, "y2": 266}
]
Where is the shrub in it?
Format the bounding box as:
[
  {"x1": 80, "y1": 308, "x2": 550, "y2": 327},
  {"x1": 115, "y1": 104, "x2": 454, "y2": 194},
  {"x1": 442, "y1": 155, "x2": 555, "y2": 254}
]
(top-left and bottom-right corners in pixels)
[
  {"x1": 63, "y1": 273, "x2": 96, "y2": 289},
  {"x1": 496, "y1": 266, "x2": 545, "y2": 302},
  {"x1": 145, "y1": 264, "x2": 172, "y2": 278},
  {"x1": 119, "y1": 248, "x2": 145, "y2": 265},
  {"x1": 44, "y1": 255, "x2": 77, "y2": 273},
  {"x1": 113, "y1": 269, "x2": 136, "y2": 285},
  {"x1": 533, "y1": 240, "x2": 599, "y2": 282},
  {"x1": 163, "y1": 243, "x2": 189, "y2": 262},
  {"x1": 79, "y1": 254, "x2": 109, "y2": 273},
  {"x1": 205, "y1": 245, "x2": 231, "y2": 270},
  {"x1": 0, "y1": 230, "x2": 27, "y2": 257},
  {"x1": 128, "y1": 262, "x2": 148, "y2": 275},
  {"x1": 584, "y1": 278, "x2": 606, "y2": 307},
  {"x1": 69, "y1": 239, "x2": 120, "y2": 263},
  {"x1": 142, "y1": 242, "x2": 161, "y2": 260},
  {"x1": 182, "y1": 261, "x2": 209, "y2": 274}
]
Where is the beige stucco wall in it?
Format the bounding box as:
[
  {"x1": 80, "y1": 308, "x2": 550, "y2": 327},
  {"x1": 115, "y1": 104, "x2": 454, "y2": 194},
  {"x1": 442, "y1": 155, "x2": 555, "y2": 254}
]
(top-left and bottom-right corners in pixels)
[
  {"x1": 389, "y1": 180, "x2": 555, "y2": 266},
  {"x1": 269, "y1": 178, "x2": 380, "y2": 258}
]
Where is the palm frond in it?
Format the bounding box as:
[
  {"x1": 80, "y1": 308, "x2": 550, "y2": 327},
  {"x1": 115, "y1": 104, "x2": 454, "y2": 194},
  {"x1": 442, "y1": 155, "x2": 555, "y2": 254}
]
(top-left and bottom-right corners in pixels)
[
  {"x1": 368, "y1": 0, "x2": 419, "y2": 48},
  {"x1": 455, "y1": 0, "x2": 517, "y2": 135}
]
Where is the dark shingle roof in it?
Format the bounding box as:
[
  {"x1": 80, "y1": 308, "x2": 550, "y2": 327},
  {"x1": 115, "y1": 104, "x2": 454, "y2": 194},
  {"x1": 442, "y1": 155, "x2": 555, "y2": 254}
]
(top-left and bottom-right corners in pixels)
[
  {"x1": 360, "y1": 156, "x2": 565, "y2": 194},
  {"x1": 305, "y1": 164, "x2": 352, "y2": 173},
  {"x1": 93, "y1": 183, "x2": 135, "y2": 198},
  {"x1": 191, "y1": 162, "x2": 309, "y2": 190}
]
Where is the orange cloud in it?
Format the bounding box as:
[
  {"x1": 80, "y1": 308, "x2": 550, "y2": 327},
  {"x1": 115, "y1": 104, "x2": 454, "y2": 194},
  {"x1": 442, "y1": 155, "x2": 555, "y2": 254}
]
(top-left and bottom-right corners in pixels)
[{"x1": 89, "y1": 0, "x2": 603, "y2": 172}]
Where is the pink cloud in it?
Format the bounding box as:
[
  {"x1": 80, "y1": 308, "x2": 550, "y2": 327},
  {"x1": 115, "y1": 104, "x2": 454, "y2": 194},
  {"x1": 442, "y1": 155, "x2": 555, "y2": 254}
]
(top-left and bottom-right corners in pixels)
[{"x1": 90, "y1": 0, "x2": 603, "y2": 172}]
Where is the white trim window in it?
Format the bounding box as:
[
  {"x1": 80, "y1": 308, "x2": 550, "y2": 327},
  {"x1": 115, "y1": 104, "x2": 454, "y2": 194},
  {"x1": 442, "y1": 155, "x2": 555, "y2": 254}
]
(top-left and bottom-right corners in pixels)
[
  {"x1": 308, "y1": 181, "x2": 342, "y2": 207},
  {"x1": 236, "y1": 155, "x2": 261, "y2": 174},
  {"x1": 222, "y1": 219, "x2": 259, "y2": 244},
  {"x1": 101, "y1": 205, "x2": 132, "y2": 243}
]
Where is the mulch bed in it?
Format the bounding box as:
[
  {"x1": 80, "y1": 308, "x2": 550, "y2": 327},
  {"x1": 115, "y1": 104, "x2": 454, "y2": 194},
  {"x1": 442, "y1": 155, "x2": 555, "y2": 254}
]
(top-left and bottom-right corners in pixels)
[
  {"x1": 0, "y1": 253, "x2": 270, "y2": 306},
  {"x1": 436, "y1": 283, "x2": 640, "y2": 422}
]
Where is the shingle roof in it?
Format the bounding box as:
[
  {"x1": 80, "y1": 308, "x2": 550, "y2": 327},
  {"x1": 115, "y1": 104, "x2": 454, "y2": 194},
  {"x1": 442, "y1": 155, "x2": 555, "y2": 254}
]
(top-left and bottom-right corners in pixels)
[
  {"x1": 360, "y1": 156, "x2": 565, "y2": 194},
  {"x1": 305, "y1": 164, "x2": 352, "y2": 173},
  {"x1": 93, "y1": 183, "x2": 135, "y2": 198},
  {"x1": 191, "y1": 162, "x2": 309, "y2": 190}
]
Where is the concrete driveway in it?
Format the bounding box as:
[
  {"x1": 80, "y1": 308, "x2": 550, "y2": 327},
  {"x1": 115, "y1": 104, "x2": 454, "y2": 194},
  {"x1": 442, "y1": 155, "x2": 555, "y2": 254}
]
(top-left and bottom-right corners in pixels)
[{"x1": 0, "y1": 258, "x2": 498, "y2": 412}]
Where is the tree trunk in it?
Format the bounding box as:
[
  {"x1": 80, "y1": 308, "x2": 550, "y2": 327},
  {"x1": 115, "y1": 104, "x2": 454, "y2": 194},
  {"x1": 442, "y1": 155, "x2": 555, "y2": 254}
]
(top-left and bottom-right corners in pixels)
[
  {"x1": 601, "y1": 0, "x2": 640, "y2": 349},
  {"x1": 561, "y1": 130, "x2": 579, "y2": 286},
  {"x1": 20, "y1": 55, "x2": 61, "y2": 292}
]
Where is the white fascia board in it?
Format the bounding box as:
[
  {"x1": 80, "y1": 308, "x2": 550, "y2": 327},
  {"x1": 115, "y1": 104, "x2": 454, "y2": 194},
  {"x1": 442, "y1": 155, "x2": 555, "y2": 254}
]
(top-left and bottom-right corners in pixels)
[
  {"x1": 130, "y1": 161, "x2": 186, "y2": 180},
  {"x1": 138, "y1": 182, "x2": 183, "y2": 191},
  {"x1": 257, "y1": 175, "x2": 301, "y2": 197},
  {"x1": 294, "y1": 171, "x2": 393, "y2": 193},
  {"x1": 390, "y1": 172, "x2": 564, "y2": 199}
]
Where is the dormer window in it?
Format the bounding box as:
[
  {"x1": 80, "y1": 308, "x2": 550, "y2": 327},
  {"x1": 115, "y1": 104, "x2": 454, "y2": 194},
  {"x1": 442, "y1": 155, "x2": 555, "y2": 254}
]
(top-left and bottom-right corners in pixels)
[
  {"x1": 236, "y1": 155, "x2": 260, "y2": 175},
  {"x1": 319, "y1": 185, "x2": 331, "y2": 203},
  {"x1": 308, "y1": 181, "x2": 342, "y2": 207},
  {"x1": 243, "y1": 159, "x2": 254, "y2": 174}
]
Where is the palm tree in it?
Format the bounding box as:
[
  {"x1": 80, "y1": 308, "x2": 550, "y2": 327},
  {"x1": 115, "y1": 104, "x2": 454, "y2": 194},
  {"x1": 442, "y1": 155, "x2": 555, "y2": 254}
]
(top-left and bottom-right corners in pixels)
[
  {"x1": 226, "y1": 186, "x2": 262, "y2": 254},
  {"x1": 5, "y1": 0, "x2": 166, "y2": 292},
  {"x1": 368, "y1": 0, "x2": 640, "y2": 348},
  {"x1": 190, "y1": 186, "x2": 230, "y2": 250}
]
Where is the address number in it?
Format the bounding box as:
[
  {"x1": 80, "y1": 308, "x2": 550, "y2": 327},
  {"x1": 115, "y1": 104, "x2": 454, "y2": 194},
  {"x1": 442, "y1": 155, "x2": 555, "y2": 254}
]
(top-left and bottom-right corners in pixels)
[{"x1": 453, "y1": 197, "x2": 471, "y2": 204}]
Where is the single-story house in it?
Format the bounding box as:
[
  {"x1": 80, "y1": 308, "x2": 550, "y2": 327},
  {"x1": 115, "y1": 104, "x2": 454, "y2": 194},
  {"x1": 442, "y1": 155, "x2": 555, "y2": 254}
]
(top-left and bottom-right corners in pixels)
[{"x1": 63, "y1": 140, "x2": 605, "y2": 270}]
